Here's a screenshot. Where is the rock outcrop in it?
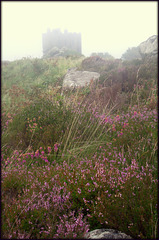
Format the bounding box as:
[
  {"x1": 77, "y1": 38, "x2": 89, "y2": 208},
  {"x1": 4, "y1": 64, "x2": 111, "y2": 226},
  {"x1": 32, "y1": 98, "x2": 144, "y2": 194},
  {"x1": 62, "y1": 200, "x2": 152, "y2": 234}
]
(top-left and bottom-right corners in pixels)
[
  {"x1": 139, "y1": 35, "x2": 157, "y2": 57},
  {"x1": 121, "y1": 35, "x2": 158, "y2": 60},
  {"x1": 84, "y1": 229, "x2": 132, "y2": 239},
  {"x1": 62, "y1": 68, "x2": 100, "y2": 88}
]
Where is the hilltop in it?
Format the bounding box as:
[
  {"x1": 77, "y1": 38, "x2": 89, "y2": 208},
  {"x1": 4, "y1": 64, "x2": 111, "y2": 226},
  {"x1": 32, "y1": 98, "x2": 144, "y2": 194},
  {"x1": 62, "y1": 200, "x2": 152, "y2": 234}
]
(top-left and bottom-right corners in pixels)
[{"x1": 1, "y1": 40, "x2": 158, "y2": 239}]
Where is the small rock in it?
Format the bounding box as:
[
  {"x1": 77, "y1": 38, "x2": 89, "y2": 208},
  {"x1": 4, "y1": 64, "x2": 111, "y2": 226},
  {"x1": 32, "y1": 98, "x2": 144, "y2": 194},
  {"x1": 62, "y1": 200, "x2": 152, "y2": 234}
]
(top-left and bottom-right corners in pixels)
[
  {"x1": 62, "y1": 68, "x2": 100, "y2": 88},
  {"x1": 84, "y1": 228, "x2": 133, "y2": 239}
]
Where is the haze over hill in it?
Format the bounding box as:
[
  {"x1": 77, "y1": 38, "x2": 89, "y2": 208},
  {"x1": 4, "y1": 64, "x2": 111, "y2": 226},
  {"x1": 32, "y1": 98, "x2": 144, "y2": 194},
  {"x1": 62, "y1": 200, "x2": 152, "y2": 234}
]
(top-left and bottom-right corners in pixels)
[{"x1": 2, "y1": 2, "x2": 157, "y2": 61}]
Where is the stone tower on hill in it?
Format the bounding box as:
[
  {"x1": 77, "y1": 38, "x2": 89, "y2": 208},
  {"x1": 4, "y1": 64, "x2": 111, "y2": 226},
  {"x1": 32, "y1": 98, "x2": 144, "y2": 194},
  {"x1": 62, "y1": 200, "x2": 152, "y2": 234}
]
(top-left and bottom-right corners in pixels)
[{"x1": 42, "y1": 28, "x2": 82, "y2": 57}]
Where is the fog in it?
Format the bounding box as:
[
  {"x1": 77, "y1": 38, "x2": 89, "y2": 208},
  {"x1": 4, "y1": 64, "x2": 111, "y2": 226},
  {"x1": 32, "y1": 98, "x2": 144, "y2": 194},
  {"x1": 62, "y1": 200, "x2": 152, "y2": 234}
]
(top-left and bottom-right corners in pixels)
[{"x1": 2, "y1": 1, "x2": 157, "y2": 61}]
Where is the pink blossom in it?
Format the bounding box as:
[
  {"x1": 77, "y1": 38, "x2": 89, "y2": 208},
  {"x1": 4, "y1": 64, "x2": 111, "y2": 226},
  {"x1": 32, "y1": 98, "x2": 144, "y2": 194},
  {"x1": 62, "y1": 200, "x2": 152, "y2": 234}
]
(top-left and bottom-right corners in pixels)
[
  {"x1": 41, "y1": 151, "x2": 45, "y2": 155},
  {"x1": 86, "y1": 183, "x2": 90, "y2": 186},
  {"x1": 48, "y1": 146, "x2": 52, "y2": 153},
  {"x1": 54, "y1": 143, "x2": 59, "y2": 152},
  {"x1": 34, "y1": 150, "x2": 39, "y2": 158},
  {"x1": 78, "y1": 188, "x2": 81, "y2": 194}
]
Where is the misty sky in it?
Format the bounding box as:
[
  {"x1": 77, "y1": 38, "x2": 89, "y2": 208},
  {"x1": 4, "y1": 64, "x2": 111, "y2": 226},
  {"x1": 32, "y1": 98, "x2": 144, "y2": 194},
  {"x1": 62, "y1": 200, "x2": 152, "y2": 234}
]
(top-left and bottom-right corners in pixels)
[{"x1": 2, "y1": 1, "x2": 158, "y2": 61}]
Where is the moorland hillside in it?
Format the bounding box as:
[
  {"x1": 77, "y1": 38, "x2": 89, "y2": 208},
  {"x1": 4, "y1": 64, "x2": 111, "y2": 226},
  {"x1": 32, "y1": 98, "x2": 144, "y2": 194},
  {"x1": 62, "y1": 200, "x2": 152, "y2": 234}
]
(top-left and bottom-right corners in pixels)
[{"x1": 1, "y1": 52, "x2": 158, "y2": 239}]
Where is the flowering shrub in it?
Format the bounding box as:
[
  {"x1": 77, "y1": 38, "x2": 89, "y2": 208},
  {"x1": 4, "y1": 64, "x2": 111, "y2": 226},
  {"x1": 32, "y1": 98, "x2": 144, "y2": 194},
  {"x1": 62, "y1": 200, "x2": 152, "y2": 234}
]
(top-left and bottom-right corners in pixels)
[
  {"x1": 53, "y1": 211, "x2": 89, "y2": 238},
  {"x1": 1, "y1": 56, "x2": 158, "y2": 239}
]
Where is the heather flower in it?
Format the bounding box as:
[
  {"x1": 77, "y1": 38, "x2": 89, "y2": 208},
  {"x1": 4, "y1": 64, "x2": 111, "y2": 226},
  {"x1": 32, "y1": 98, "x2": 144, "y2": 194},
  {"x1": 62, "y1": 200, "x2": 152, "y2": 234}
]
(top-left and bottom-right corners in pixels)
[
  {"x1": 83, "y1": 198, "x2": 89, "y2": 204},
  {"x1": 93, "y1": 182, "x2": 98, "y2": 188},
  {"x1": 34, "y1": 150, "x2": 40, "y2": 158},
  {"x1": 54, "y1": 211, "x2": 89, "y2": 238},
  {"x1": 85, "y1": 182, "x2": 90, "y2": 186},
  {"x1": 104, "y1": 117, "x2": 108, "y2": 123},
  {"x1": 48, "y1": 146, "x2": 52, "y2": 153},
  {"x1": 54, "y1": 143, "x2": 59, "y2": 152},
  {"x1": 41, "y1": 151, "x2": 45, "y2": 155},
  {"x1": 78, "y1": 188, "x2": 81, "y2": 194}
]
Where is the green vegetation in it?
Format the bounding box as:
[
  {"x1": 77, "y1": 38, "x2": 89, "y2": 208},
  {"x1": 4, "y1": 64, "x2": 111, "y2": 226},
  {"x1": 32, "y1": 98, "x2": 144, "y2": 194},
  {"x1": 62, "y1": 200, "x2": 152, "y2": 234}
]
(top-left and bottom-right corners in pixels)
[
  {"x1": 1, "y1": 55, "x2": 158, "y2": 239},
  {"x1": 91, "y1": 52, "x2": 114, "y2": 60},
  {"x1": 121, "y1": 47, "x2": 141, "y2": 60}
]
